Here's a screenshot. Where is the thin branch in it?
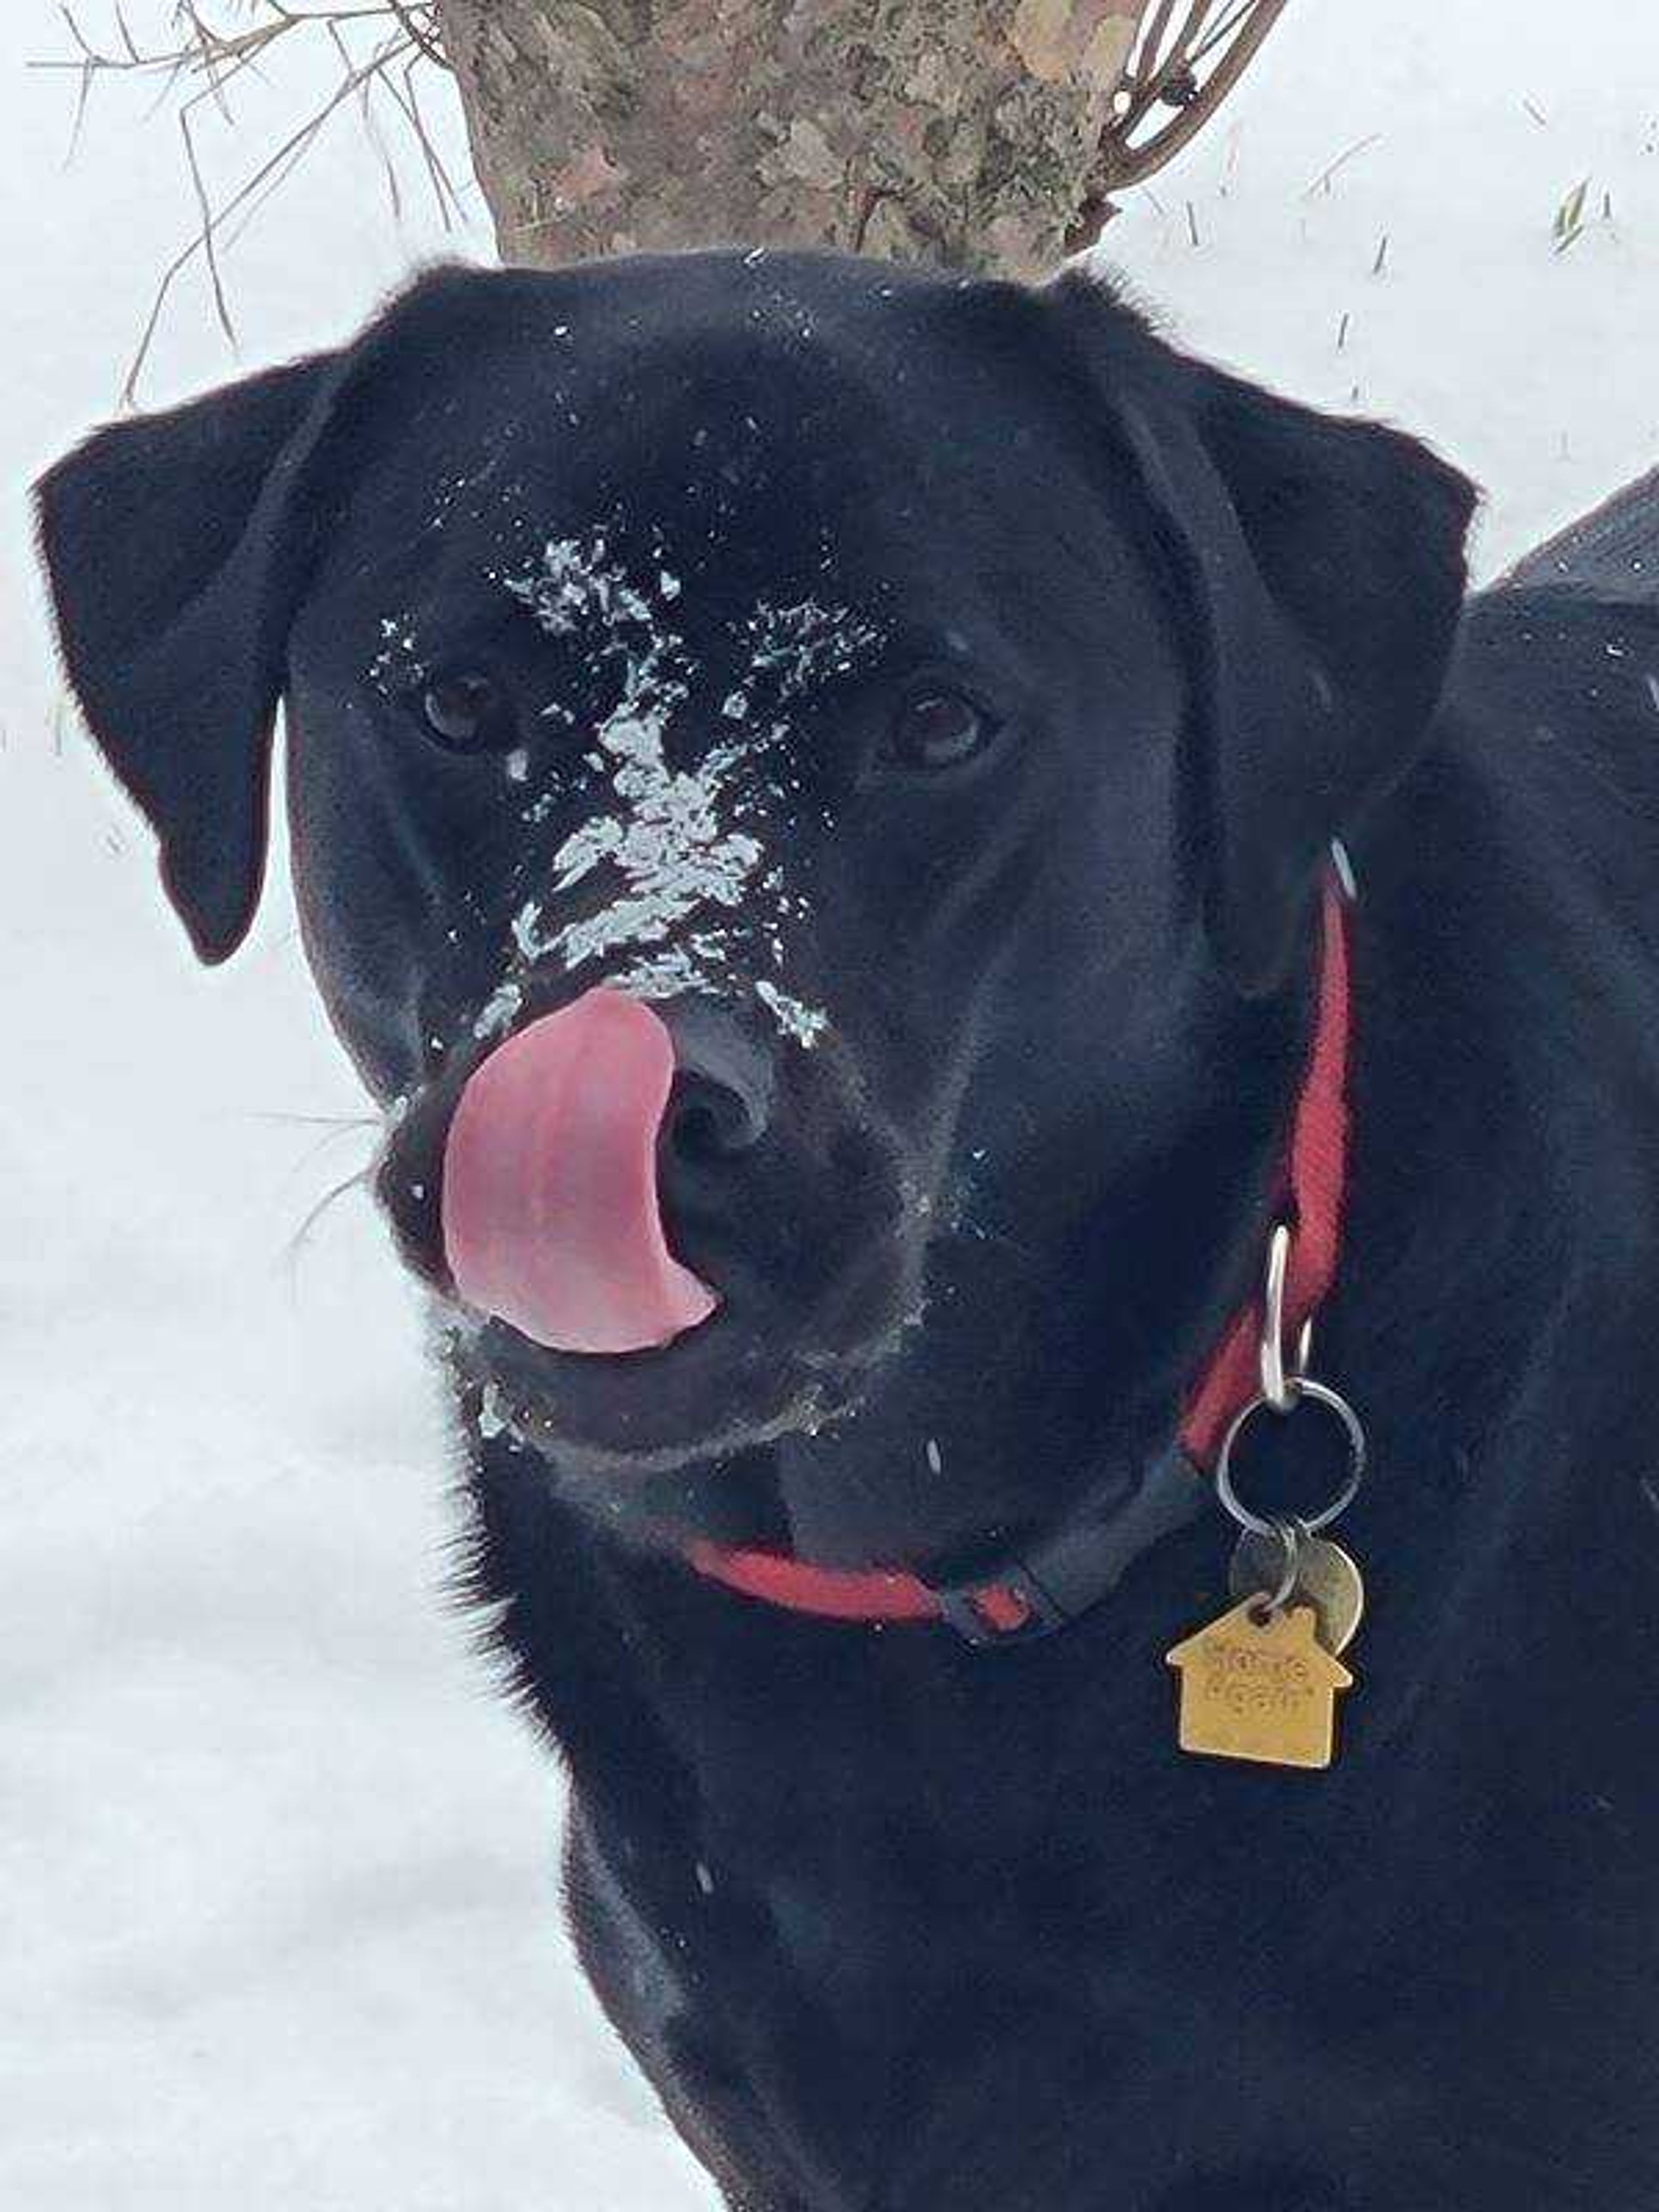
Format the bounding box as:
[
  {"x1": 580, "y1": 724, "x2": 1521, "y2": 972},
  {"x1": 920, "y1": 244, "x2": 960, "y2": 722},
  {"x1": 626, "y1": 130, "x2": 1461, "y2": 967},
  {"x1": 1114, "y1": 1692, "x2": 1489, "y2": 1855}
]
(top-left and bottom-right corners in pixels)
[
  {"x1": 55, "y1": 6, "x2": 101, "y2": 62},
  {"x1": 1087, "y1": 0, "x2": 1290, "y2": 200},
  {"x1": 33, "y1": 3, "x2": 450, "y2": 400},
  {"x1": 1188, "y1": 0, "x2": 1261, "y2": 70},
  {"x1": 1119, "y1": 1, "x2": 1220, "y2": 134},
  {"x1": 1132, "y1": 0, "x2": 1183, "y2": 97},
  {"x1": 1303, "y1": 133, "x2": 1383, "y2": 200},
  {"x1": 388, "y1": 0, "x2": 446, "y2": 69},
  {"x1": 180, "y1": 101, "x2": 237, "y2": 351},
  {"x1": 62, "y1": 54, "x2": 98, "y2": 165},
  {"x1": 122, "y1": 46, "x2": 393, "y2": 400},
  {"x1": 385, "y1": 51, "x2": 464, "y2": 229},
  {"x1": 331, "y1": 15, "x2": 404, "y2": 222},
  {"x1": 110, "y1": 5, "x2": 140, "y2": 61}
]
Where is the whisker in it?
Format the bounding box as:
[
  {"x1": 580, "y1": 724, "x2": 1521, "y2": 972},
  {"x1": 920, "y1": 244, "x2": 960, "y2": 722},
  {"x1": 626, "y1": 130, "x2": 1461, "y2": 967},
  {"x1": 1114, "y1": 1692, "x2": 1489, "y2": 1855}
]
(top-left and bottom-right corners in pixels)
[
  {"x1": 282, "y1": 1162, "x2": 378, "y2": 1278},
  {"x1": 242, "y1": 1107, "x2": 385, "y2": 1187},
  {"x1": 287, "y1": 1121, "x2": 383, "y2": 1182},
  {"x1": 247, "y1": 1110, "x2": 382, "y2": 1129}
]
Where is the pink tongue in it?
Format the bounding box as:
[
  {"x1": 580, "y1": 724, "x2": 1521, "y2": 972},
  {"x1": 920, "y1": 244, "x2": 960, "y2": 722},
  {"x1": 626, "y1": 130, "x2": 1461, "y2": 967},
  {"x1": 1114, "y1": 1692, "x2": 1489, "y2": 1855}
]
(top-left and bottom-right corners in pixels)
[{"x1": 441, "y1": 989, "x2": 718, "y2": 1354}]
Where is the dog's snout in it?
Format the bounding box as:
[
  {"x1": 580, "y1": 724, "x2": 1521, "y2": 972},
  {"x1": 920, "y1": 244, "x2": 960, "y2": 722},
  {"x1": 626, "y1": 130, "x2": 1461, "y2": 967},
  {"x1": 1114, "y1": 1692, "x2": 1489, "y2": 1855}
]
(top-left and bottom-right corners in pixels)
[{"x1": 663, "y1": 1003, "x2": 774, "y2": 1164}]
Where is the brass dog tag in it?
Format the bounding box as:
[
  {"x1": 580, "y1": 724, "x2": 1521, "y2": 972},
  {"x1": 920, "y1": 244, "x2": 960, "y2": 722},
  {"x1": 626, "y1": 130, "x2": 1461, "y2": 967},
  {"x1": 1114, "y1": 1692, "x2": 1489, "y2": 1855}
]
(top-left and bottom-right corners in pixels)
[
  {"x1": 1166, "y1": 1599, "x2": 1353, "y2": 1770},
  {"x1": 1228, "y1": 1532, "x2": 1365, "y2": 1656}
]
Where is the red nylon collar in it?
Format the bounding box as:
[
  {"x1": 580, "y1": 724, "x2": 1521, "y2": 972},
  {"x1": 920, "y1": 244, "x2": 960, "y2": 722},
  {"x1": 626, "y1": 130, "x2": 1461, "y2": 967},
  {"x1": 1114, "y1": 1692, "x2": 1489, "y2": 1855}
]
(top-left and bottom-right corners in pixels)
[{"x1": 689, "y1": 878, "x2": 1354, "y2": 1639}]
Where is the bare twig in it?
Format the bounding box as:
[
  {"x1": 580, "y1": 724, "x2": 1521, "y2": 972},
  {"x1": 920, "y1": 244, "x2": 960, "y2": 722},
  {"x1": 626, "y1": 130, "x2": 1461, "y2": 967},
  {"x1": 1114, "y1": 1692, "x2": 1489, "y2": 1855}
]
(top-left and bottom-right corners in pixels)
[
  {"x1": 122, "y1": 48, "x2": 392, "y2": 399},
  {"x1": 180, "y1": 102, "x2": 236, "y2": 351},
  {"x1": 1082, "y1": 0, "x2": 1290, "y2": 213},
  {"x1": 384, "y1": 51, "x2": 464, "y2": 229},
  {"x1": 32, "y1": 2, "x2": 450, "y2": 399},
  {"x1": 62, "y1": 53, "x2": 99, "y2": 166},
  {"x1": 388, "y1": 0, "x2": 446, "y2": 69},
  {"x1": 1303, "y1": 133, "x2": 1382, "y2": 200}
]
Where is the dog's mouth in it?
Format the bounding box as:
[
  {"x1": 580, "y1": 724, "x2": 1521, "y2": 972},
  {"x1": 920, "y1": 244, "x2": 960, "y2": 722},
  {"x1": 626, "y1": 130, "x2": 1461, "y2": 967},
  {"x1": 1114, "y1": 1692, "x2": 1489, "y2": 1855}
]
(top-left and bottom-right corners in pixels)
[
  {"x1": 442, "y1": 989, "x2": 720, "y2": 1356},
  {"x1": 442, "y1": 1302, "x2": 880, "y2": 1476},
  {"x1": 377, "y1": 983, "x2": 918, "y2": 1468}
]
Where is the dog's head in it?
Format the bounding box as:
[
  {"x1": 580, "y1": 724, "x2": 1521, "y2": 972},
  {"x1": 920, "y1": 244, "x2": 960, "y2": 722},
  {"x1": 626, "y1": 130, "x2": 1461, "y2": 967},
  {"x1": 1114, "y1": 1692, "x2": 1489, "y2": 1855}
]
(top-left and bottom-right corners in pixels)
[{"x1": 38, "y1": 253, "x2": 1472, "y2": 1553}]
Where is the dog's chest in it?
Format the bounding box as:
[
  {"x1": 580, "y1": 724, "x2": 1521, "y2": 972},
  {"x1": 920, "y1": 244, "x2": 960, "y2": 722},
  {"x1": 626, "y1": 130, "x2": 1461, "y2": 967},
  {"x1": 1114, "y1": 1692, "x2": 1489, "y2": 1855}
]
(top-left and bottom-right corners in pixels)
[{"x1": 569, "y1": 1561, "x2": 1659, "y2": 2210}]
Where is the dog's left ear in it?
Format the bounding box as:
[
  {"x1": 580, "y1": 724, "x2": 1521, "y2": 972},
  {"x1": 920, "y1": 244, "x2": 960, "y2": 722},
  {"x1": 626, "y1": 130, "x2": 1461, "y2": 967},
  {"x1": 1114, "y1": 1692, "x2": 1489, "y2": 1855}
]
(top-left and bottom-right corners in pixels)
[
  {"x1": 35, "y1": 352, "x2": 351, "y2": 963},
  {"x1": 1051, "y1": 273, "x2": 1478, "y2": 993}
]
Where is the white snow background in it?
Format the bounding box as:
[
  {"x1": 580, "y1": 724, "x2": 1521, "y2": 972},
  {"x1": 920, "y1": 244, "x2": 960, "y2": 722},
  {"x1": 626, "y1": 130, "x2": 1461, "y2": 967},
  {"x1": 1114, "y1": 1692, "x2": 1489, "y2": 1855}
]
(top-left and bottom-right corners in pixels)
[{"x1": 3, "y1": 4, "x2": 1656, "y2": 2204}]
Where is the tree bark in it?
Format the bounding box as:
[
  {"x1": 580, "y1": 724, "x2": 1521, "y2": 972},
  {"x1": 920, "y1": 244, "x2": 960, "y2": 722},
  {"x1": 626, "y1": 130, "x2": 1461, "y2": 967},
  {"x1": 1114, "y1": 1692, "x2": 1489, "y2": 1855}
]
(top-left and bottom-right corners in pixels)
[{"x1": 432, "y1": 1, "x2": 1285, "y2": 279}]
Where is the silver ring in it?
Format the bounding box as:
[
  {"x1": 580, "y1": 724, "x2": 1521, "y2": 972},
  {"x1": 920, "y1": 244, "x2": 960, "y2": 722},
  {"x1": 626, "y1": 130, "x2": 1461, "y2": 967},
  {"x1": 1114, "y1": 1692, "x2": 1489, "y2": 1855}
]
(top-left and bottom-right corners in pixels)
[
  {"x1": 1258, "y1": 1225, "x2": 1317, "y2": 1411},
  {"x1": 1214, "y1": 1378, "x2": 1366, "y2": 1538},
  {"x1": 1259, "y1": 1223, "x2": 1296, "y2": 1411},
  {"x1": 1247, "y1": 1516, "x2": 1306, "y2": 1620}
]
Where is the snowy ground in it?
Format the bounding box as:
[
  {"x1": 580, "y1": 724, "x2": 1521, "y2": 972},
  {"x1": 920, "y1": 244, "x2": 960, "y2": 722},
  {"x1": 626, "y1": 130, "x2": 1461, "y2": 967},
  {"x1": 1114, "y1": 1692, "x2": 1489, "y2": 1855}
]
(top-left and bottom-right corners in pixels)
[{"x1": 3, "y1": 3, "x2": 1656, "y2": 2205}]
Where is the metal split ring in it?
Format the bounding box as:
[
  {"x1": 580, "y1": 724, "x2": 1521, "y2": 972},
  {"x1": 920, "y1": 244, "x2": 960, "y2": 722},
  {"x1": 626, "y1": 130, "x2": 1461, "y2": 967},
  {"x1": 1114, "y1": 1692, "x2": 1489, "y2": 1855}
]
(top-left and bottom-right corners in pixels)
[
  {"x1": 1247, "y1": 1516, "x2": 1307, "y2": 1620},
  {"x1": 1214, "y1": 1377, "x2": 1367, "y2": 1539},
  {"x1": 1259, "y1": 1222, "x2": 1315, "y2": 1412}
]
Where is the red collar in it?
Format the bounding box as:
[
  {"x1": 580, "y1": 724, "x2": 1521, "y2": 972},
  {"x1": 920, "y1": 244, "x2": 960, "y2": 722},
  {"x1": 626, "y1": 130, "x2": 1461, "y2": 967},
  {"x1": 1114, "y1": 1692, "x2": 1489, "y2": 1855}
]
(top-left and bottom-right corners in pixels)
[{"x1": 688, "y1": 877, "x2": 1354, "y2": 1642}]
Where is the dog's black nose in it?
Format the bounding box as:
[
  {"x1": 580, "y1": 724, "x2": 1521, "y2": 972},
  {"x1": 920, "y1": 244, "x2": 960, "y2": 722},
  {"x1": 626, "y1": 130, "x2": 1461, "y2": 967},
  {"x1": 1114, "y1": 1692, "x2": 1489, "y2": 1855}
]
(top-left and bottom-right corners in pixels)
[
  {"x1": 667, "y1": 1070, "x2": 766, "y2": 1161},
  {"x1": 662, "y1": 1004, "x2": 773, "y2": 1163}
]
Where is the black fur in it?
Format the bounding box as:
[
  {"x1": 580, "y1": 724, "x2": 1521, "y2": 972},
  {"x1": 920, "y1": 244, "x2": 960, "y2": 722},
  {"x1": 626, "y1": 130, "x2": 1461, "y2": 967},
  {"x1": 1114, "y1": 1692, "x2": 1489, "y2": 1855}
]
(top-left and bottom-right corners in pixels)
[{"x1": 38, "y1": 251, "x2": 1659, "y2": 2209}]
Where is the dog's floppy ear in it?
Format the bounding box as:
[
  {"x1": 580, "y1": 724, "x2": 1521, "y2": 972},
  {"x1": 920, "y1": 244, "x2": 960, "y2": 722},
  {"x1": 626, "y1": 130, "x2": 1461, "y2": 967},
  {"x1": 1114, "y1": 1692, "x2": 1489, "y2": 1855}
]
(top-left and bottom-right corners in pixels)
[
  {"x1": 1052, "y1": 274, "x2": 1477, "y2": 993},
  {"x1": 35, "y1": 348, "x2": 347, "y2": 963}
]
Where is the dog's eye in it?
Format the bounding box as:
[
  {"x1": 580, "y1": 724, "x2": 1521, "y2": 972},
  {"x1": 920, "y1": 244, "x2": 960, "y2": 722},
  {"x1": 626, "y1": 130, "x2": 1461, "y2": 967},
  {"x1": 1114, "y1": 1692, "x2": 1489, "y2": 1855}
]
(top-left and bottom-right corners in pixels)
[
  {"x1": 419, "y1": 673, "x2": 515, "y2": 753},
  {"x1": 888, "y1": 690, "x2": 998, "y2": 770}
]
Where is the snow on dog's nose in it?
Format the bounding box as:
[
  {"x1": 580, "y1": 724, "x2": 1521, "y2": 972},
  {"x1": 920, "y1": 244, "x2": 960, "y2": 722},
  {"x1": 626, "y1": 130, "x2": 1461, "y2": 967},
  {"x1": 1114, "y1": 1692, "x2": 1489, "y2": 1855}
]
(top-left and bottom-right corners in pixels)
[{"x1": 441, "y1": 989, "x2": 719, "y2": 1354}]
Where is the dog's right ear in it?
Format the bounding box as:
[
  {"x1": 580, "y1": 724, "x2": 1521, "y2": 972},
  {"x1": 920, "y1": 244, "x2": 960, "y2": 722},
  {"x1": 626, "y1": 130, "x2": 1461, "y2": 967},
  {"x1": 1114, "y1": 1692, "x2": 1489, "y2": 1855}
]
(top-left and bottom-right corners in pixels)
[
  {"x1": 35, "y1": 349, "x2": 345, "y2": 963},
  {"x1": 1044, "y1": 269, "x2": 1474, "y2": 996}
]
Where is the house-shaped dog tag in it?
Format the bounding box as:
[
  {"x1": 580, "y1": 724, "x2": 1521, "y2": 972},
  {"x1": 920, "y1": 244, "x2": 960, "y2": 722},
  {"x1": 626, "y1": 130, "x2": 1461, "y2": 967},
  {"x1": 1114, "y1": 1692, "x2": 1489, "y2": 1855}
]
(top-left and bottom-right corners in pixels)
[{"x1": 1166, "y1": 1599, "x2": 1353, "y2": 1770}]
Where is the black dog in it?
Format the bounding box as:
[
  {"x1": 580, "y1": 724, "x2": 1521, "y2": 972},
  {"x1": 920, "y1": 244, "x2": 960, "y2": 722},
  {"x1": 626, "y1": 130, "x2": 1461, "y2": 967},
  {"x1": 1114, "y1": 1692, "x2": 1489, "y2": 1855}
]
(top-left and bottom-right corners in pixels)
[{"x1": 38, "y1": 251, "x2": 1659, "y2": 2209}]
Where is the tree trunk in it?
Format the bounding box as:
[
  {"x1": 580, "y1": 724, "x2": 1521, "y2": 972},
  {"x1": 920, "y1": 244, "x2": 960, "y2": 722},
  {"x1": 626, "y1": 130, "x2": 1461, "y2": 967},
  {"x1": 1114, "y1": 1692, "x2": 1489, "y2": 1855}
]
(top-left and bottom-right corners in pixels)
[{"x1": 432, "y1": 1, "x2": 1285, "y2": 280}]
